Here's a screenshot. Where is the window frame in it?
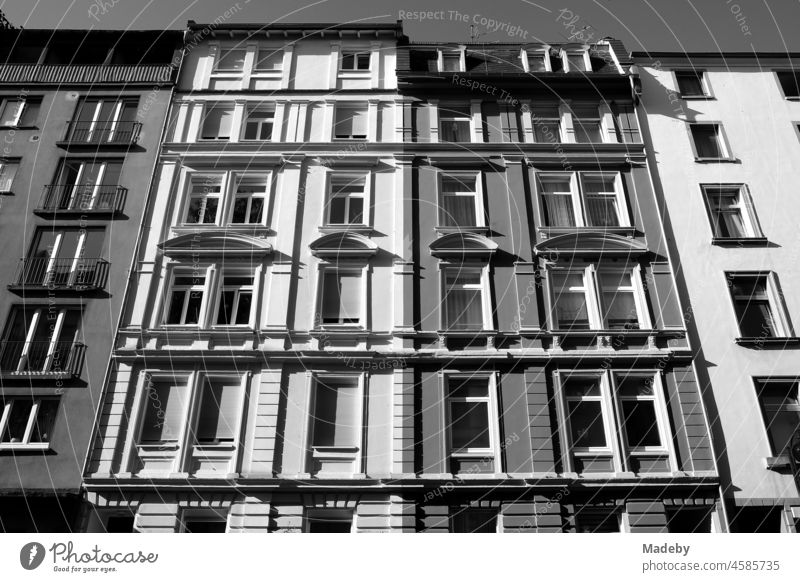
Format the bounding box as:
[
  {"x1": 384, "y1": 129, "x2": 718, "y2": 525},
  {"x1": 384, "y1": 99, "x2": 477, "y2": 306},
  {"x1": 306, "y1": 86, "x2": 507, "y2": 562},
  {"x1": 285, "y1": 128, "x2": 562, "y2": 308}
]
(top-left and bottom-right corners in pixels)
[
  {"x1": 754, "y1": 377, "x2": 800, "y2": 457},
  {"x1": 180, "y1": 509, "x2": 229, "y2": 533},
  {"x1": 438, "y1": 102, "x2": 474, "y2": 143},
  {"x1": 562, "y1": 50, "x2": 591, "y2": 73},
  {"x1": 304, "y1": 508, "x2": 355, "y2": 533},
  {"x1": 521, "y1": 48, "x2": 551, "y2": 73},
  {"x1": 444, "y1": 373, "x2": 500, "y2": 461},
  {"x1": 212, "y1": 271, "x2": 256, "y2": 328},
  {"x1": 0, "y1": 397, "x2": 59, "y2": 450},
  {"x1": 214, "y1": 47, "x2": 247, "y2": 73},
  {"x1": 438, "y1": 48, "x2": 465, "y2": 72},
  {"x1": 191, "y1": 374, "x2": 247, "y2": 447},
  {"x1": 339, "y1": 50, "x2": 371, "y2": 72},
  {"x1": 570, "y1": 104, "x2": 605, "y2": 144},
  {"x1": 230, "y1": 172, "x2": 271, "y2": 226},
  {"x1": 688, "y1": 122, "x2": 734, "y2": 161},
  {"x1": 181, "y1": 173, "x2": 226, "y2": 226},
  {"x1": 725, "y1": 271, "x2": 794, "y2": 340},
  {"x1": 325, "y1": 171, "x2": 370, "y2": 227},
  {"x1": 315, "y1": 264, "x2": 368, "y2": 328},
  {"x1": 198, "y1": 102, "x2": 235, "y2": 141},
  {"x1": 437, "y1": 171, "x2": 485, "y2": 229},
  {"x1": 674, "y1": 69, "x2": 712, "y2": 99},
  {"x1": 440, "y1": 264, "x2": 493, "y2": 332},
  {"x1": 0, "y1": 159, "x2": 20, "y2": 193},
  {"x1": 240, "y1": 104, "x2": 275, "y2": 142},
  {"x1": 531, "y1": 104, "x2": 563, "y2": 143},
  {"x1": 332, "y1": 103, "x2": 368, "y2": 140},
  {"x1": 0, "y1": 96, "x2": 41, "y2": 128},
  {"x1": 537, "y1": 171, "x2": 629, "y2": 228},
  {"x1": 612, "y1": 373, "x2": 674, "y2": 459},
  {"x1": 252, "y1": 48, "x2": 284, "y2": 73},
  {"x1": 162, "y1": 268, "x2": 211, "y2": 327},
  {"x1": 700, "y1": 183, "x2": 764, "y2": 241}
]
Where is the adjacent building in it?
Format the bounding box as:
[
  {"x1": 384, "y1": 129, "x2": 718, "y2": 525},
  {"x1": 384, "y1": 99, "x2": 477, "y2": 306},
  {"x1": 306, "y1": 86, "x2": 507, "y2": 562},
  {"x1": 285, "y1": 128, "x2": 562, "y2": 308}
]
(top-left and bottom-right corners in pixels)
[
  {"x1": 0, "y1": 29, "x2": 182, "y2": 532},
  {"x1": 634, "y1": 52, "x2": 800, "y2": 532}
]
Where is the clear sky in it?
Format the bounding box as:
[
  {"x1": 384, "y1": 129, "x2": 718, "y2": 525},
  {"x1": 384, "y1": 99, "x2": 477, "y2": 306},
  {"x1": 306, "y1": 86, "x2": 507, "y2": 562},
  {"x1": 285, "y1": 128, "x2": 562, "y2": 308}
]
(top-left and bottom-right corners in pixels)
[{"x1": 2, "y1": 0, "x2": 799, "y2": 53}]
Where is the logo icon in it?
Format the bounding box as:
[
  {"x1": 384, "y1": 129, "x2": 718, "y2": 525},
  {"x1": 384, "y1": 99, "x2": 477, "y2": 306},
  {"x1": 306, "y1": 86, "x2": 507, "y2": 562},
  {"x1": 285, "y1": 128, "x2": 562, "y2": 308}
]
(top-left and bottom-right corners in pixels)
[{"x1": 20, "y1": 542, "x2": 46, "y2": 570}]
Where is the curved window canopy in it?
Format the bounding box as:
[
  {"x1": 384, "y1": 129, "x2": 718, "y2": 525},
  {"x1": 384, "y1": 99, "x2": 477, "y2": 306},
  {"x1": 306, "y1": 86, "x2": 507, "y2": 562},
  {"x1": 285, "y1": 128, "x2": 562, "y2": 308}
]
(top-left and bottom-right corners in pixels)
[
  {"x1": 159, "y1": 231, "x2": 273, "y2": 258},
  {"x1": 534, "y1": 231, "x2": 646, "y2": 258},
  {"x1": 309, "y1": 232, "x2": 378, "y2": 259},
  {"x1": 430, "y1": 232, "x2": 498, "y2": 259}
]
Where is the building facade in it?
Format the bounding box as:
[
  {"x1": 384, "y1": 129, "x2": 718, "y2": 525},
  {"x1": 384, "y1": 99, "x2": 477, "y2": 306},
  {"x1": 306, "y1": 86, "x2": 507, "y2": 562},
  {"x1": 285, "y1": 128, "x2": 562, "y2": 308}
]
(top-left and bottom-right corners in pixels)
[
  {"x1": 634, "y1": 53, "x2": 800, "y2": 532},
  {"x1": 0, "y1": 29, "x2": 182, "y2": 531},
  {"x1": 80, "y1": 23, "x2": 722, "y2": 533}
]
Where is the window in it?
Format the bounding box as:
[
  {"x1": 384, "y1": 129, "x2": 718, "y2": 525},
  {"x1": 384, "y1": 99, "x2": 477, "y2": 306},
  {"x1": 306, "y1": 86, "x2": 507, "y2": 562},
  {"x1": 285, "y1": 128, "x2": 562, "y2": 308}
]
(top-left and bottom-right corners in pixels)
[
  {"x1": 0, "y1": 398, "x2": 58, "y2": 448},
  {"x1": 0, "y1": 97, "x2": 40, "y2": 127},
  {"x1": 524, "y1": 50, "x2": 549, "y2": 72},
  {"x1": 690, "y1": 123, "x2": 730, "y2": 160},
  {"x1": 231, "y1": 174, "x2": 268, "y2": 224},
  {"x1": 48, "y1": 159, "x2": 123, "y2": 211},
  {"x1": 726, "y1": 273, "x2": 791, "y2": 338},
  {"x1": 306, "y1": 510, "x2": 353, "y2": 533},
  {"x1": 193, "y1": 379, "x2": 241, "y2": 444},
  {"x1": 319, "y1": 270, "x2": 362, "y2": 325},
  {"x1": 571, "y1": 104, "x2": 603, "y2": 143},
  {"x1": 333, "y1": 104, "x2": 367, "y2": 139},
  {"x1": 451, "y1": 509, "x2": 497, "y2": 533},
  {"x1": 729, "y1": 507, "x2": 782, "y2": 533},
  {"x1": 439, "y1": 174, "x2": 481, "y2": 228},
  {"x1": 184, "y1": 174, "x2": 223, "y2": 224},
  {"x1": 549, "y1": 266, "x2": 648, "y2": 331},
  {"x1": 310, "y1": 377, "x2": 360, "y2": 449},
  {"x1": 69, "y1": 98, "x2": 138, "y2": 144},
  {"x1": 0, "y1": 160, "x2": 19, "y2": 193},
  {"x1": 165, "y1": 274, "x2": 206, "y2": 325},
  {"x1": 702, "y1": 185, "x2": 762, "y2": 239},
  {"x1": 613, "y1": 103, "x2": 640, "y2": 143},
  {"x1": 667, "y1": 507, "x2": 713, "y2": 533},
  {"x1": 538, "y1": 173, "x2": 627, "y2": 228},
  {"x1": 756, "y1": 380, "x2": 800, "y2": 456},
  {"x1": 22, "y1": 227, "x2": 106, "y2": 288},
  {"x1": 564, "y1": 377, "x2": 609, "y2": 450},
  {"x1": 564, "y1": 51, "x2": 589, "y2": 72},
  {"x1": 182, "y1": 512, "x2": 228, "y2": 533},
  {"x1": 326, "y1": 175, "x2": 366, "y2": 226},
  {"x1": 498, "y1": 106, "x2": 521, "y2": 142},
  {"x1": 0, "y1": 307, "x2": 81, "y2": 374},
  {"x1": 439, "y1": 104, "x2": 472, "y2": 142},
  {"x1": 447, "y1": 377, "x2": 492, "y2": 454},
  {"x1": 215, "y1": 275, "x2": 253, "y2": 326},
  {"x1": 200, "y1": 104, "x2": 234, "y2": 140},
  {"x1": 139, "y1": 381, "x2": 187, "y2": 444},
  {"x1": 254, "y1": 49, "x2": 283, "y2": 71},
  {"x1": 215, "y1": 48, "x2": 246, "y2": 72},
  {"x1": 443, "y1": 268, "x2": 487, "y2": 331},
  {"x1": 440, "y1": 50, "x2": 462, "y2": 72},
  {"x1": 340, "y1": 51, "x2": 370, "y2": 71},
  {"x1": 675, "y1": 70, "x2": 708, "y2": 97},
  {"x1": 777, "y1": 71, "x2": 800, "y2": 99},
  {"x1": 531, "y1": 104, "x2": 562, "y2": 143},
  {"x1": 241, "y1": 105, "x2": 274, "y2": 141},
  {"x1": 105, "y1": 515, "x2": 136, "y2": 533},
  {"x1": 575, "y1": 509, "x2": 620, "y2": 533},
  {"x1": 617, "y1": 375, "x2": 663, "y2": 449}
]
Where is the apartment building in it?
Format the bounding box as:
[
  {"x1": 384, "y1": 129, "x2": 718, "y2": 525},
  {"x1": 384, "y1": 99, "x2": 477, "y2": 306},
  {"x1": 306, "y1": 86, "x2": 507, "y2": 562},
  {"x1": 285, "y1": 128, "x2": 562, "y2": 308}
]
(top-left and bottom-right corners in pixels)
[
  {"x1": 634, "y1": 52, "x2": 800, "y2": 532},
  {"x1": 0, "y1": 29, "x2": 182, "y2": 531}
]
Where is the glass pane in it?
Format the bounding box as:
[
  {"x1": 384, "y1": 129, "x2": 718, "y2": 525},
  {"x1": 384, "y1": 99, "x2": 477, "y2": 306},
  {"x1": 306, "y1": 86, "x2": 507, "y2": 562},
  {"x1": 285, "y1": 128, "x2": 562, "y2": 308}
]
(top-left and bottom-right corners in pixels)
[
  {"x1": 621, "y1": 400, "x2": 661, "y2": 447},
  {"x1": 440, "y1": 120, "x2": 471, "y2": 142},
  {"x1": 201, "y1": 198, "x2": 218, "y2": 224},
  {"x1": 599, "y1": 272, "x2": 639, "y2": 329},
  {"x1": 19, "y1": 101, "x2": 41, "y2": 126},
  {"x1": 341, "y1": 53, "x2": 354, "y2": 69},
  {"x1": 231, "y1": 198, "x2": 248, "y2": 223},
  {"x1": 617, "y1": 376, "x2": 655, "y2": 397},
  {"x1": 195, "y1": 381, "x2": 240, "y2": 443},
  {"x1": 1, "y1": 400, "x2": 32, "y2": 443},
  {"x1": 249, "y1": 198, "x2": 264, "y2": 223},
  {"x1": 574, "y1": 120, "x2": 603, "y2": 143},
  {"x1": 216, "y1": 290, "x2": 235, "y2": 325},
  {"x1": 533, "y1": 120, "x2": 560, "y2": 142},
  {"x1": 441, "y1": 194, "x2": 476, "y2": 227},
  {"x1": 235, "y1": 292, "x2": 252, "y2": 325},
  {"x1": 567, "y1": 400, "x2": 606, "y2": 447},
  {"x1": 140, "y1": 383, "x2": 185, "y2": 443},
  {"x1": 764, "y1": 409, "x2": 799, "y2": 454},
  {"x1": 217, "y1": 50, "x2": 245, "y2": 71},
  {"x1": 184, "y1": 291, "x2": 203, "y2": 324},
  {"x1": 442, "y1": 54, "x2": 461, "y2": 71},
  {"x1": 576, "y1": 512, "x2": 618, "y2": 533},
  {"x1": 312, "y1": 380, "x2": 358, "y2": 447},
  {"x1": 677, "y1": 72, "x2": 704, "y2": 96},
  {"x1": 308, "y1": 515, "x2": 352, "y2": 533},
  {"x1": 445, "y1": 288, "x2": 483, "y2": 330},
  {"x1": 328, "y1": 197, "x2": 347, "y2": 224},
  {"x1": 449, "y1": 378, "x2": 489, "y2": 398},
  {"x1": 255, "y1": 50, "x2": 282, "y2": 70},
  {"x1": 0, "y1": 100, "x2": 21, "y2": 125},
  {"x1": 184, "y1": 520, "x2": 226, "y2": 533},
  {"x1": 347, "y1": 197, "x2": 364, "y2": 224},
  {"x1": 692, "y1": 125, "x2": 722, "y2": 158},
  {"x1": 30, "y1": 400, "x2": 59, "y2": 443},
  {"x1": 736, "y1": 299, "x2": 775, "y2": 337},
  {"x1": 567, "y1": 54, "x2": 586, "y2": 71},
  {"x1": 167, "y1": 290, "x2": 186, "y2": 324},
  {"x1": 553, "y1": 289, "x2": 589, "y2": 330},
  {"x1": 450, "y1": 401, "x2": 490, "y2": 449}
]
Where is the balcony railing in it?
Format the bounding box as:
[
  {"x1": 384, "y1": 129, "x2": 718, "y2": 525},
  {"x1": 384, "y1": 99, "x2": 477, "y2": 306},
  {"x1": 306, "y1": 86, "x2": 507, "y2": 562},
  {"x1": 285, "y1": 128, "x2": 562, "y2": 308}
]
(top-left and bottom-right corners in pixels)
[
  {"x1": 37, "y1": 184, "x2": 126, "y2": 215},
  {"x1": 11, "y1": 257, "x2": 109, "y2": 291},
  {"x1": 61, "y1": 121, "x2": 142, "y2": 146},
  {"x1": 0, "y1": 63, "x2": 175, "y2": 85},
  {"x1": 0, "y1": 340, "x2": 85, "y2": 377}
]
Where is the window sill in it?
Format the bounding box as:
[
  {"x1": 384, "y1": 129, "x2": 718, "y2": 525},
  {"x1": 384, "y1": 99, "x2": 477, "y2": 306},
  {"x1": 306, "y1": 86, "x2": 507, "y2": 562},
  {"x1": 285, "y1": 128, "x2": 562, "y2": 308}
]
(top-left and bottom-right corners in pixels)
[
  {"x1": 694, "y1": 157, "x2": 739, "y2": 163},
  {"x1": 0, "y1": 443, "x2": 50, "y2": 452},
  {"x1": 537, "y1": 226, "x2": 636, "y2": 238},
  {"x1": 680, "y1": 95, "x2": 714, "y2": 100},
  {"x1": 0, "y1": 125, "x2": 38, "y2": 130},
  {"x1": 332, "y1": 137, "x2": 368, "y2": 142},
  {"x1": 434, "y1": 226, "x2": 489, "y2": 235},
  {"x1": 711, "y1": 236, "x2": 769, "y2": 246},
  {"x1": 735, "y1": 337, "x2": 800, "y2": 348},
  {"x1": 193, "y1": 442, "x2": 236, "y2": 451},
  {"x1": 318, "y1": 225, "x2": 372, "y2": 234},
  {"x1": 765, "y1": 455, "x2": 790, "y2": 470},
  {"x1": 137, "y1": 443, "x2": 179, "y2": 451},
  {"x1": 338, "y1": 70, "x2": 372, "y2": 76}
]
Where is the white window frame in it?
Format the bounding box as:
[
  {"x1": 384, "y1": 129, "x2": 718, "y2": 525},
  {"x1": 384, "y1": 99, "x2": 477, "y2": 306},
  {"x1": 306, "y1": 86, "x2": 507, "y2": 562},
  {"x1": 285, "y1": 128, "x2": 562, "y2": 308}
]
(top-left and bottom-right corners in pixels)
[
  {"x1": 537, "y1": 172, "x2": 628, "y2": 228},
  {"x1": 332, "y1": 103, "x2": 368, "y2": 140},
  {"x1": 521, "y1": 48, "x2": 551, "y2": 73},
  {"x1": 212, "y1": 271, "x2": 255, "y2": 327},
  {"x1": 444, "y1": 373, "x2": 500, "y2": 463},
  {"x1": 440, "y1": 264, "x2": 493, "y2": 332},
  {"x1": 674, "y1": 69, "x2": 712, "y2": 98},
  {"x1": 438, "y1": 48, "x2": 465, "y2": 72},
  {"x1": 549, "y1": 267, "x2": 597, "y2": 330},
  {"x1": 438, "y1": 102, "x2": 473, "y2": 143},
  {"x1": 240, "y1": 104, "x2": 275, "y2": 142},
  {"x1": 181, "y1": 173, "x2": 226, "y2": 226},
  {"x1": 339, "y1": 50, "x2": 371, "y2": 71},
  {"x1": 570, "y1": 104, "x2": 605, "y2": 144},
  {"x1": 315, "y1": 264, "x2": 368, "y2": 328},
  {"x1": 612, "y1": 373, "x2": 675, "y2": 464},
  {"x1": 0, "y1": 397, "x2": 58, "y2": 450},
  {"x1": 531, "y1": 104, "x2": 563, "y2": 143},
  {"x1": 162, "y1": 268, "x2": 211, "y2": 327},
  {"x1": 0, "y1": 97, "x2": 39, "y2": 127},
  {"x1": 595, "y1": 265, "x2": 651, "y2": 330},
  {"x1": 437, "y1": 171, "x2": 484, "y2": 229},
  {"x1": 562, "y1": 50, "x2": 591, "y2": 72},
  {"x1": 688, "y1": 122, "x2": 733, "y2": 161},
  {"x1": 0, "y1": 160, "x2": 19, "y2": 193},
  {"x1": 700, "y1": 184, "x2": 763, "y2": 240},
  {"x1": 230, "y1": 172, "x2": 270, "y2": 226},
  {"x1": 726, "y1": 271, "x2": 793, "y2": 338},
  {"x1": 190, "y1": 374, "x2": 247, "y2": 448},
  {"x1": 198, "y1": 103, "x2": 235, "y2": 141},
  {"x1": 325, "y1": 172, "x2": 370, "y2": 227}
]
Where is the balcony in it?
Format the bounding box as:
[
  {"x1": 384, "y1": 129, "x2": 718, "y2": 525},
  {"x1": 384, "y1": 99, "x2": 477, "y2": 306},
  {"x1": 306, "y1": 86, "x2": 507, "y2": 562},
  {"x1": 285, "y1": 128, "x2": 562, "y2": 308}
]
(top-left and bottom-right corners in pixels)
[
  {"x1": 58, "y1": 121, "x2": 142, "y2": 148},
  {"x1": 0, "y1": 63, "x2": 175, "y2": 85},
  {"x1": 34, "y1": 184, "x2": 126, "y2": 217},
  {"x1": 9, "y1": 257, "x2": 109, "y2": 294},
  {"x1": 0, "y1": 340, "x2": 85, "y2": 378}
]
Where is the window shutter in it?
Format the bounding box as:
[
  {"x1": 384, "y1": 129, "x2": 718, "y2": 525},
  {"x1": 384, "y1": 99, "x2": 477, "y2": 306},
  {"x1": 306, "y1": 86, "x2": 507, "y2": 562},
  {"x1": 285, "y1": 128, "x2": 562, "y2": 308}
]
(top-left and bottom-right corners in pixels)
[{"x1": 501, "y1": 106, "x2": 520, "y2": 142}]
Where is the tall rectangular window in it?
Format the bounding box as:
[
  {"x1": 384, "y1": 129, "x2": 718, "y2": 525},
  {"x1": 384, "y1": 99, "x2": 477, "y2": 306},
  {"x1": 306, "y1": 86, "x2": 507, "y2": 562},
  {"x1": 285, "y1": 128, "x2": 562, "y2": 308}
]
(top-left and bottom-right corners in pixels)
[
  {"x1": 616, "y1": 375, "x2": 662, "y2": 449},
  {"x1": 443, "y1": 268, "x2": 485, "y2": 331},
  {"x1": 241, "y1": 105, "x2": 274, "y2": 141},
  {"x1": 340, "y1": 51, "x2": 370, "y2": 70},
  {"x1": 447, "y1": 377, "x2": 492, "y2": 453},
  {"x1": 327, "y1": 175, "x2": 366, "y2": 226},
  {"x1": 231, "y1": 174, "x2": 268, "y2": 225},
  {"x1": 581, "y1": 174, "x2": 623, "y2": 227},
  {"x1": 571, "y1": 105, "x2": 603, "y2": 143},
  {"x1": 215, "y1": 275, "x2": 253, "y2": 326},
  {"x1": 0, "y1": 398, "x2": 58, "y2": 447},
  {"x1": 69, "y1": 98, "x2": 138, "y2": 143},
  {"x1": 333, "y1": 104, "x2": 367, "y2": 139},
  {"x1": 0, "y1": 160, "x2": 19, "y2": 193},
  {"x1": 539, "y1": 175, "x2": 576, "y2": 227},
  {"x1": 166, "y1": 275, "x2": 206, "y2": 325},
  {"x1": 439, "y1": 174, "x2": 480, "y2": 228},
  {"x1": 690, "y1": 123, "x2": 729, "y2": 159},
  {"x1": 563, "y1": 377, "x2": 608, "y2": 450},
  {"x1": 675, "y1": 71, "x2": 707, "y2": 97},
  {"x1": 139, "y1": 381, "x2": 187, "y2": 443},
  {"x1": 0, "y1": 97, "x2": 40, "y2": 127},
  {"x1": 597, "y1": 270, "x2": 641, "y2": 329},
  {"x1": 194, "y1": 379, "x2": 241, "y2": 444},
  {"x1": 439, "y1": 104, "x2": 472, "y2": 142},
  {"x1": 320, "y1": 270, "x2": 362, "y2": 325},
  {"x1": 551, "y1": 272, "x2": 590, "y2": 330},
  {"x1": 756, "y1": 380, "x2": 800, "y2": 455},
  {"x1": 727, "y1": 273, "x2": 791, "y2": 338},
  {"x1": 702, "y1": 185, "x2": 762, "y2": 239},
  {"x1": 311, "y1": 377, "x2": 359, "y2": 448},
  {"x1": 184, "y1": 175, "x2": 223, "y2": 224},
  {"x1": 531, "y1": 104, "x2": 561, "y2": 143},
  {"x1": 200, "y1": 104, "x2": 234, "y2": 140}
]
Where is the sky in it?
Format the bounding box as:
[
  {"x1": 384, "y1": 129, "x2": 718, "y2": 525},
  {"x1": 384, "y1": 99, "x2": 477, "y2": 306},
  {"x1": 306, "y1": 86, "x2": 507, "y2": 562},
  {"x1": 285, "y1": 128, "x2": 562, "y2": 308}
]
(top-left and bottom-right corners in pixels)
[{"x1": 2, "y1": 0, "x2": 800, "y2": 54}]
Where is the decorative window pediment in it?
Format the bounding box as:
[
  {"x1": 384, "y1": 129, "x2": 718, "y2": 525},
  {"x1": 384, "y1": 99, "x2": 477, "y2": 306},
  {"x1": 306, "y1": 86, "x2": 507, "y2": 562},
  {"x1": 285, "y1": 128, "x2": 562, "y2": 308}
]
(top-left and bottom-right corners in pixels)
[
  {"x1": 159, "y1": 231, "x2": 272, "y2": 258},
  {"x1": 309, "y1": 232, "x2": 377, "y2": 259},
  {"x1": 430, "y1": 232, "x2": 497, "y2": 259},
  {"x1": 534, "y1": 231, "x2": 646, "y2": 257}
]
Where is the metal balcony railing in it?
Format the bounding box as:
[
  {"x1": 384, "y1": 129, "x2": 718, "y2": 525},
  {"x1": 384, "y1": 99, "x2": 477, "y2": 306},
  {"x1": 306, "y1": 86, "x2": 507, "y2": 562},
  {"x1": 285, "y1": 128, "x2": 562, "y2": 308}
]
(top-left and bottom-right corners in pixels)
[
  {"x1": 0, "y1": 63, "x2": 175, "y2": 85},
  {"x1": 37, "y1": 184, "x2": 126, "y2": 214},
  {"x1": 12, "y1": 257, "x2": 109, "y2": 291},
  {"x1": 62, "y1": 121, "x2": 142, "y2": 145},
  {"x1": 0, "y1": 340, "x2": 85, "y2": 376}
]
